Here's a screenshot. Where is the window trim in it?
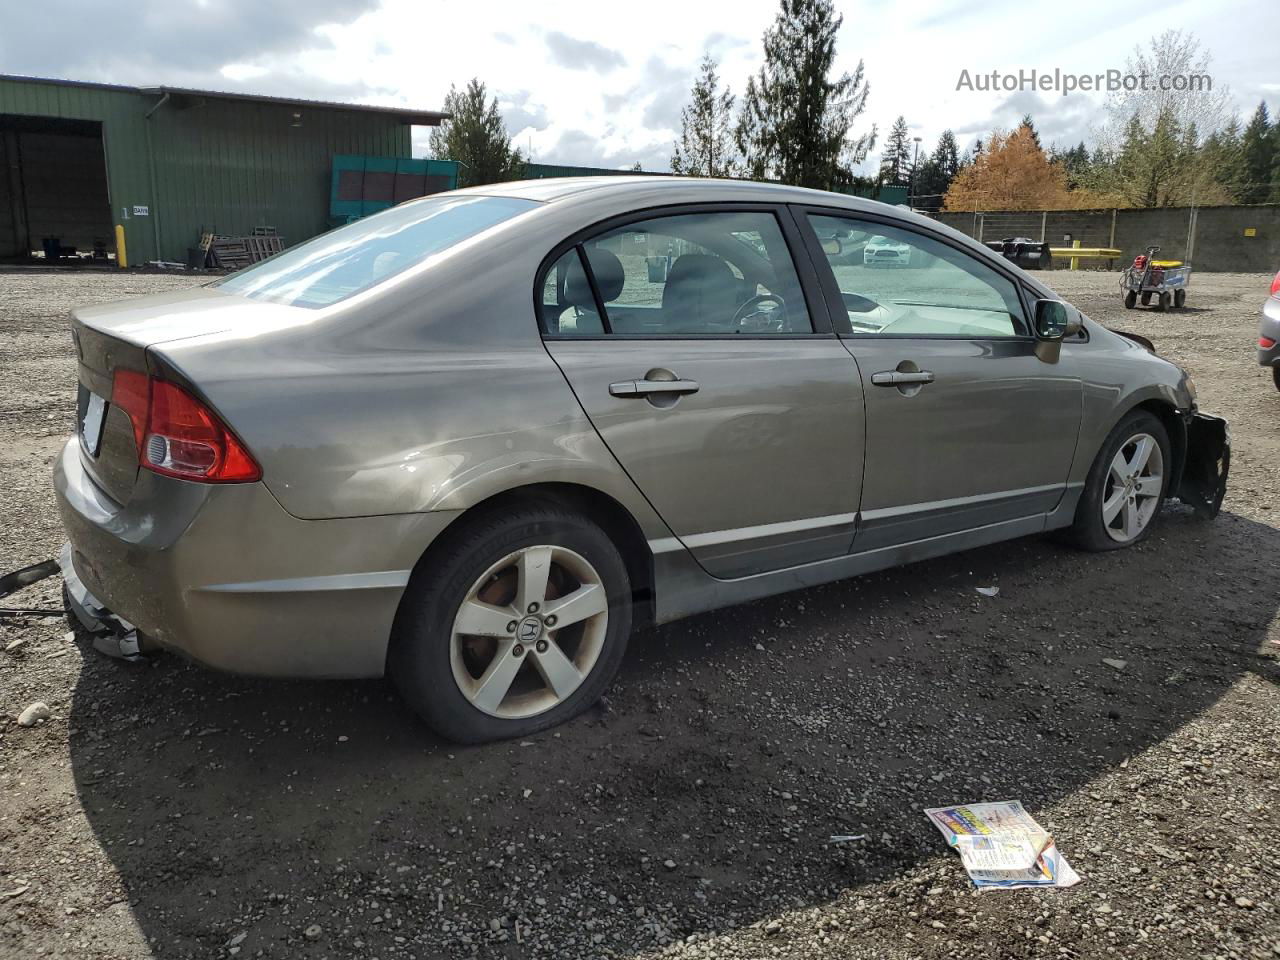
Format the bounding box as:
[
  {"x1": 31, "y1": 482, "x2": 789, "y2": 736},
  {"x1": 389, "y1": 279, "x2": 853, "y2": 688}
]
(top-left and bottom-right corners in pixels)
[
  {"x1": 533, "y1": 202, "x2": 835, "y2": 340},
  {"x1": 791, "y1": 204, "x2": 1037, "y2": 341}
]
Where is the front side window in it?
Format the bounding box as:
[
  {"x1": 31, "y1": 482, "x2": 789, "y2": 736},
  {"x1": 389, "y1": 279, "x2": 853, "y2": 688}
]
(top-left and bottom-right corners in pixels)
[
  {"x1": 216, "y1": 195, "x2": 538, "y2": 309},
  {"x1": 807, "y1": 214, "x2": 1026, "y2": 337},
  {"x1": 542, "y1": 210, "x2": 813, "y2": 336}
]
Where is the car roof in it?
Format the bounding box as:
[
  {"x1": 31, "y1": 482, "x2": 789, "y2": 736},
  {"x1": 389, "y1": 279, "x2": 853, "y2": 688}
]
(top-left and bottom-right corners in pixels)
[{"x1": 448, "y1": 175, "x2": 889, "y2": 209}]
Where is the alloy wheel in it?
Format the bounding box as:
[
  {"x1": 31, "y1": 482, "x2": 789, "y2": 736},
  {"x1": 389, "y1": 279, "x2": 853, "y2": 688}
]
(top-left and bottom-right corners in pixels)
[
  {"x1": 1102, "y1": 432, "x2": 1164, "y2": 543},
  {"x1": 449, "y1": 545, "x2": 609, "y2": 719}
]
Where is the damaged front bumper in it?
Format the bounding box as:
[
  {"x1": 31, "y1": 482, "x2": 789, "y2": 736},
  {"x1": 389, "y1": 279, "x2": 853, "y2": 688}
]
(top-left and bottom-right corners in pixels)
[{"x1": 1175, "y1": 411, "x2": 1230, "y2": 518}]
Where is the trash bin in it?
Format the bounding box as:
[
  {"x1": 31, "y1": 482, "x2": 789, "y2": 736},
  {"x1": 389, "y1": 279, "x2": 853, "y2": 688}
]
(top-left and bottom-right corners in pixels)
[{"x1": 646, "y1": 256, "x2": 668, "y2": 283}]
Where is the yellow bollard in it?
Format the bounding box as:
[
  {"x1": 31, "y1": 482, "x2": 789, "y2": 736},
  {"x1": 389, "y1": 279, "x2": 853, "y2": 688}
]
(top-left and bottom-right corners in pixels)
[
  {"x1": 1069, "y1": 238, "x2": 1080, "y2": 272},
  {"x1": 114, "y1": 224, "x2": 127, "y2": 269}
]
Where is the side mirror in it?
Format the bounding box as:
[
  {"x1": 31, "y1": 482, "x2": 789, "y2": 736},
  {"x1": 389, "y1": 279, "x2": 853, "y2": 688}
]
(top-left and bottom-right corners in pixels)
[{"x1": 1033, "y1": 299, "x2": 1070, "y2": 340}]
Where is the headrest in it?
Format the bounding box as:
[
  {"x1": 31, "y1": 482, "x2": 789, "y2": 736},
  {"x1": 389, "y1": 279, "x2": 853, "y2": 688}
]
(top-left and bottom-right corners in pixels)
[{"x1": 563, "y1": 247, "x2": 625, "y2": 307}]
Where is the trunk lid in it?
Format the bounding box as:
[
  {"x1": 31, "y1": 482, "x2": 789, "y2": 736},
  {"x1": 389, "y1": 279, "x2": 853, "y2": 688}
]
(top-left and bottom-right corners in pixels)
[{"x1": 70, "y1": 287, "x2": 284, "y2": 504}]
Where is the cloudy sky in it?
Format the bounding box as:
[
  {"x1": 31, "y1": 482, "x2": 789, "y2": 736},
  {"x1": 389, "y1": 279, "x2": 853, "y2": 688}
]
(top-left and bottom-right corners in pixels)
[{"x1": 2, "y1": 0, "x2": 1277, "y2": 174}]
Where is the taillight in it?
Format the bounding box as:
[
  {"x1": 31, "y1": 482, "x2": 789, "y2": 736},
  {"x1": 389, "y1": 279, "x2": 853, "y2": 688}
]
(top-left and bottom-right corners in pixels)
[
  {"x1": 110, "y1": 371, "x2": 261, "y2": 483},
  {"x1": 1262, "y1": 336, "x2": 1277, "y2": 349},
  {"x1": 1270, "y1": 271, "x2": 1280, "y2": 297}
]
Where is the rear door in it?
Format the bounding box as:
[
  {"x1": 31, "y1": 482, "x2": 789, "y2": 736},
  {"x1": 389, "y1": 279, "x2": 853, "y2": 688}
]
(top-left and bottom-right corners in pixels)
[
  {"x1": 540, "y1": 205, "x2": 866, "y2": 579},
  {"x1": 798, "y1": 208, "x2": 1083, "y2": 550}
]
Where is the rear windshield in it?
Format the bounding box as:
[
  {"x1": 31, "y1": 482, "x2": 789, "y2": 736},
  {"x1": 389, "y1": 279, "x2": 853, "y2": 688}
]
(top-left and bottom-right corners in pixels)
[{"x1": 214, "y1": 195, "x2": 538, "y2": 308}]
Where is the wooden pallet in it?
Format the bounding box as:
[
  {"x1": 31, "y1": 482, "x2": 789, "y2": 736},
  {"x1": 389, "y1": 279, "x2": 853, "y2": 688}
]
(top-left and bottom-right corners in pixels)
[{"x1": 208, "y1": 233, "x2": 283, "y2": 269}]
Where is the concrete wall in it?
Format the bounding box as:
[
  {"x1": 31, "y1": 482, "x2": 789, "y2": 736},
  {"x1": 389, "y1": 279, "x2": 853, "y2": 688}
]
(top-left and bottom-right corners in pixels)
[{"x1": 934, "y1": 205, "x2": 1280, "y2": 272}]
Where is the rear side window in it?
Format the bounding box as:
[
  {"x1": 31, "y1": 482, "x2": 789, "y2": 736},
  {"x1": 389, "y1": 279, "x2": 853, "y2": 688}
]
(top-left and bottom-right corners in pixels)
[
  {"x1": 215, "y1": 195, "x2": 538, "y2": 309},
  {"x1": 807, "y1": 214, "x2": 1026, "y2": 337},
  {"x1": 541, "y1": 210, "x2": 813, "y2": 336}
]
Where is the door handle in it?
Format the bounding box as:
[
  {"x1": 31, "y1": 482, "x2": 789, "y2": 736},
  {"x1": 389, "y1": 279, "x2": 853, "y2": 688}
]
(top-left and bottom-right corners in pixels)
[
  {"x1": 870, "y1": 370, "x2": 935, "y2": 387},
  {"x1": 609, "y1": 379, "x2": 700, "y2": 397}
]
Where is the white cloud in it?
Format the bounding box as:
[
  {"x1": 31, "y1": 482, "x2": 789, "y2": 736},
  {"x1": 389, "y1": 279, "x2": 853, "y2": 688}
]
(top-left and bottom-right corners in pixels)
[{"x1": 7, "y1": 0, "x2": 1277, "y2": 174}]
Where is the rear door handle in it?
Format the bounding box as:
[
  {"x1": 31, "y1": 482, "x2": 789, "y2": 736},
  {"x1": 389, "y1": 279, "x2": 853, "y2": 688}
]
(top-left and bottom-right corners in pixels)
[
  {"x1": 870, "y1": 370, "x2": 935, "y2": 387},
  {"x1": 610, "y1": 379, "x2": 700, "y2": 397}
]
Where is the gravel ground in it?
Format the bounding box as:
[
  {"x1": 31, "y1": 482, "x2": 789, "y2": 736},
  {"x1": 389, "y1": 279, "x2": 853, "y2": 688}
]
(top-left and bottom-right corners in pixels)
[{"x1": 1, "y1": 268, "x2": 1278, "y2": 960}]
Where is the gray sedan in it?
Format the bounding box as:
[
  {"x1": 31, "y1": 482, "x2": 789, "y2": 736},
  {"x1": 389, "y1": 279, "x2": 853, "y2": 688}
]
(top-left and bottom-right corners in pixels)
[
  {"x1": 55, "y1": 178, "x2": 1230, "y2": 742},
  {"x1": 1260, "y1": 269, "x2": 1280, "y2": 390}
]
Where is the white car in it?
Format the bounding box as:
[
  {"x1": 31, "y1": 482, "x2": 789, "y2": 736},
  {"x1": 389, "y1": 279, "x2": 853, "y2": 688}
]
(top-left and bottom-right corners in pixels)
[{"x1": 863, "y1": 235, "x2": 912, "y2": 267}]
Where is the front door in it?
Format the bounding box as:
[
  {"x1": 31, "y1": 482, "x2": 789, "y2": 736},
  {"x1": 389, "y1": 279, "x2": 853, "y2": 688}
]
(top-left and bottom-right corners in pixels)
[
  {"x1": 801, "y1": 210, "x2": 1083, "y2": 551},
  {"x1": 539, "y1": 206, "x2": 865, "y2": 578}
]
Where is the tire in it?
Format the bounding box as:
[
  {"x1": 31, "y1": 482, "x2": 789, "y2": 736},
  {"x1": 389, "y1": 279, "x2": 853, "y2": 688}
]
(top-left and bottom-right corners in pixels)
[
  {"x1": 1124, "y1": 291, "x2": 1137, "y2": 309},
  {"x1": 1156, "y1": 292, "x2": 1170, "y2": 312},
  {"x1": 1066, "y1": 410, "x2": 1171, "y2": 552},
  {"x1": 390, "y1": 504, "x2": 632, "y2": 743},
  {"x1": 1140, "y1": 292, "x2": 1152, "y2": 306},
  {"x1": 1174, "y1": 289, "x2": 1186, "y2": 308},
  {"x1": 1273, "y1": 365, "x2": 1280, "y2": 392}
]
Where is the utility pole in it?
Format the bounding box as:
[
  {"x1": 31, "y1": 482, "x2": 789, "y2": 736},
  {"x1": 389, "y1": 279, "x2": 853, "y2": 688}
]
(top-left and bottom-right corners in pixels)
[{"x1": 909, "y1": 137, "x2": 922, "y2": 208}]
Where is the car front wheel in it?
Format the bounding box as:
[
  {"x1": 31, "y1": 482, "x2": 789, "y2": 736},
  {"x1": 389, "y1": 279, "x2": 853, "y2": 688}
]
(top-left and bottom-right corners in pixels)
[
  {"x1": 391, "y1": 504, "x2": 632, "y2": 743},
  {"x1": 1067, "y1": 411, "x2": 1170, "y2": 551}
]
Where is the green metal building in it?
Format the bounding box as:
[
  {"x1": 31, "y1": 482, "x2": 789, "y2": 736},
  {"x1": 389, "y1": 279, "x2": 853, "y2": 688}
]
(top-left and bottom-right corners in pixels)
[{"x1": 0, "y1": 74, "x2": 447, "y2": 264}]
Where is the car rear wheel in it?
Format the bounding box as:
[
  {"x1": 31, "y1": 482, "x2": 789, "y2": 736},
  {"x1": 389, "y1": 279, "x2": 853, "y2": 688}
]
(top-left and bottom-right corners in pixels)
[
  {"x1": 391, "y1": 505, "x2": 632, "y2": 743},
  {"x1": 1066, "y1": 411, "x2": 1170, "y2": 552}
]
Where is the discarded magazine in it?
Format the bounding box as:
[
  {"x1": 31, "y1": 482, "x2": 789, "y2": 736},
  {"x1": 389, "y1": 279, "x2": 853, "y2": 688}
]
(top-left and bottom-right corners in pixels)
[{"x1": 924, "y1": 800, "x2": 1081, "y2": 890}]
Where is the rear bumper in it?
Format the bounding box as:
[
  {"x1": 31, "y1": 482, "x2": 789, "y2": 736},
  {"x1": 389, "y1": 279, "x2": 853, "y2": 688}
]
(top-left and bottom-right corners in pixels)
[
  {"x1": 53, "y1": 440, "x2": 460, "y2": 678},
  {"x1": 1259, "y1": 296, "x2": 1280, "y2": 366}
]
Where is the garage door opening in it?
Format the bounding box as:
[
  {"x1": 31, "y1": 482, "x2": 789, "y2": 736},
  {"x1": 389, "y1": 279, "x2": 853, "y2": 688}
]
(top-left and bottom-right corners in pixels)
[{"x1": 0, "y1": 115, "x2": 114, "y2": 264}]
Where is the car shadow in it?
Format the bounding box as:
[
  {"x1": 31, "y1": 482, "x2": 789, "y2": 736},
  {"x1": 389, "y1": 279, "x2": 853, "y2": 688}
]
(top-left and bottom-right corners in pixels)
[{"x1": 68, "y1": 506, "x2": 1280, "y2": 957}]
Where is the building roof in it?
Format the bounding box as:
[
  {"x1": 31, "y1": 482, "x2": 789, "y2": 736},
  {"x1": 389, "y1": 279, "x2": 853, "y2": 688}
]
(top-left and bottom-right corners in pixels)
[{"x1": 0, "y1": 74, "x2": 448, "y2": 125}]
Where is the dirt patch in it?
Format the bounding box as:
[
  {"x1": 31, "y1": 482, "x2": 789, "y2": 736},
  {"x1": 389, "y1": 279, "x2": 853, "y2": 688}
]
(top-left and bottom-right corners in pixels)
[{"x1": 1, "y1": 270, "x2": 1277, "y2": 959}]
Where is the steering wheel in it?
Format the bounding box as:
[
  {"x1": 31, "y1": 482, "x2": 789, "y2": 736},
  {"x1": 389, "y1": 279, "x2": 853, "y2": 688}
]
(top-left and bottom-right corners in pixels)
[{"x1": 732, "y1": 293, "x2": 787, "y2": 331}]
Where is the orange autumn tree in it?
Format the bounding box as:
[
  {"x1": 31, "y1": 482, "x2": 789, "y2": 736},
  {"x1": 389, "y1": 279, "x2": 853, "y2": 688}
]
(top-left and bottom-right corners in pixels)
[{"x1": 944, "y1": 126, "x2": 1079, "y2": 211}]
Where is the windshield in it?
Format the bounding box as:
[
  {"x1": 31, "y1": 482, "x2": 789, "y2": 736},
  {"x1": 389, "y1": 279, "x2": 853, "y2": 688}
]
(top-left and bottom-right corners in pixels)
[{"x1": 214, "y1": 195, "x2": 538, "y2": 308}]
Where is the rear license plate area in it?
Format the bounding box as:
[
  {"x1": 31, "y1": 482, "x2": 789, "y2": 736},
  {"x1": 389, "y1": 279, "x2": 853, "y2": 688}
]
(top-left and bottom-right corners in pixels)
[{"x1": 78, "y1": 385, "x2": 107, "y2": 457}]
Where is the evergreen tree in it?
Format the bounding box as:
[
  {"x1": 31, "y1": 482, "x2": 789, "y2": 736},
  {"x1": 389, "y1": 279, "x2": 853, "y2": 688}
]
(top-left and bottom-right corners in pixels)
[
  {"x1": 1019, "y1": 114, "x2": 1042, "y2": 150},
  {"x1": 932, "y1": 129, "x2": 961, "y2": 181},
  {"x1": 1241, "y1": 102, "x2": 1275, "y2": 203},
  {"x1": 1202, "y1": 117, "x2": 1245, "y2": 194},
  {"x1": 735, "y1": 0, "x2": 875, "y2": 189},
  {"x1": 1271, "y1": 122, "x2": 1280, "y2": 202},
  {"x1": 671, "y1": 55, "x2": 739, "y2": 177},
  {"x1": 912, "y1": 130, "x2": 961, "y2": 211},
  {"x1": 1052, "y1": 141, "x2": 1092, "y2": 189},
  {"x1": 879, "y1": 116, "x2": 911, "y2": 186},
  {"x1": 964, "y1": 137, "x2": 984, "y2": 167},
  {"x1": 428, "y1": 79, "x2": 526, "y2": 187},
  {"x1": 1111, "y1": 109, "x2": 1202, "y2": 206}
]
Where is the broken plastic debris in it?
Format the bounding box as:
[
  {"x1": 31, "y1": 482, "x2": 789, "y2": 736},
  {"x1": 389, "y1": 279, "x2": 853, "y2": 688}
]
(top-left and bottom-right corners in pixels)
[
  {"x1": 828, "y1": 834, "x2": 867, "y2": 844},
  {"x1": 1102, "y1": 658, "x2": 1128, "y2": 671},
  {"x1": 925, "y1": 800, "x2": 1081, "y2": 890},
  {"x1": 975, "y1": 586, "x2": 1000, "y2": 597}
]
